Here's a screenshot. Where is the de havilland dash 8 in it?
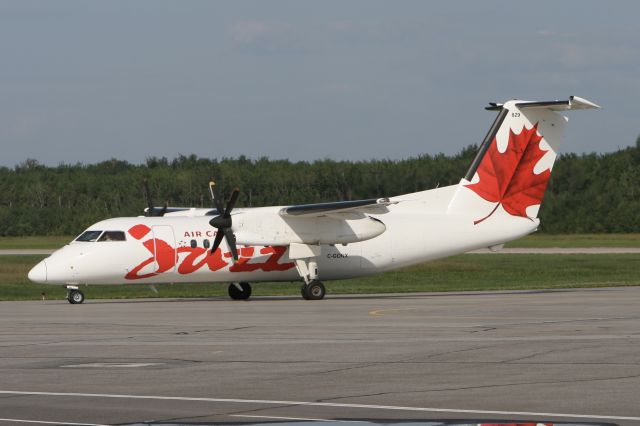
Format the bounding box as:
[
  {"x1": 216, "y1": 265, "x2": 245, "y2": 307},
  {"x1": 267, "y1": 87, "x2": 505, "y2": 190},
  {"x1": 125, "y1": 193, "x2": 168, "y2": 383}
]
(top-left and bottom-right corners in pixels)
[{"x1": 28, "y1": 96, "x2": 599, "y2": 304}]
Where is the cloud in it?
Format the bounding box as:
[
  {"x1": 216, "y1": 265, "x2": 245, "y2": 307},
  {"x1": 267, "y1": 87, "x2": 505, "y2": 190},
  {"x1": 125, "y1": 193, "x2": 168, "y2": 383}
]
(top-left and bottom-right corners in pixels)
[
  {"x1": 226, "y1": 19, "x2": 417, "y2": 56},
  {"x1": 0, "y1": 113, "x2": 38, "y2": 141},
  {"x1": 227, "y1": 20, "x2": 306, "y2": 55},
  {"x1": 536, "y1": 29, "x2": 557, "y2": 37},
  {"x1": 326, "y1": 19, "x2": 416, "y2": 45},
  {"x1": 229, "y1": 21, "x2": 276, "y2": 44},
  {"x1": 553, "y1": 41, "x2": 640, "y2": 69}
]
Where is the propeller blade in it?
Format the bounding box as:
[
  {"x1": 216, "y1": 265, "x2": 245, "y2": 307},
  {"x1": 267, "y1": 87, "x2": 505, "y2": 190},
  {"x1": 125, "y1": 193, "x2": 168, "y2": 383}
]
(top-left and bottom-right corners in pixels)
[
  {"x1": 142, "y1": 179, "x2": 154, "y2": 216},
  {"x1": 208, "y1": 181, "x2": 216, "y2": 201},
  {"x1": 224, "y1": 188, "x2": 240, "y2": 217},
  {"x1": 159, "y1": 201, "x2": 168, "y2": 217},
  {"x1": 142, "y1": 179, "x2": 167, "y2": 217},
  {"x1": 224, "y1": 227, "x2": 238, "y2": 261},
  {"x1": 209, "y1": 180, "x2": 225, "y2": 213},
  {"x1": 210, "y1": 231, "x2": 225, "y2": 255},
  {"x1": 207, "y1": 182, "x2": 240, "y2": 262},
  {"x1": 214, "y1": 198, "x2": 224, "y2": 214}
]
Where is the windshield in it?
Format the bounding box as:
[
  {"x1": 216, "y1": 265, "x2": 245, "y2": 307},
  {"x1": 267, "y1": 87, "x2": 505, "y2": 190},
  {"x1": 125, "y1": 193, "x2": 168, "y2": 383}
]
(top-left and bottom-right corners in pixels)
[
  {"x1": 75, "y1": 230, "x2": 127, "y2": 242},
  {"x1": 75, "y1": 230, "x2": 103, "y2": 242},
  {"x1": 97, "y1": 231, "x2": 126, "y2": 242}
]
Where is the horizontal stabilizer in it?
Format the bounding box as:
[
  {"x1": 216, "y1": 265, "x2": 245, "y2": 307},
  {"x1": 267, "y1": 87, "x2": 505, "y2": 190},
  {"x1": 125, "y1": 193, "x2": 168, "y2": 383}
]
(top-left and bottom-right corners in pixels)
[{"x1": 486, "y1": 95, "x2": 600, "y2": 111}]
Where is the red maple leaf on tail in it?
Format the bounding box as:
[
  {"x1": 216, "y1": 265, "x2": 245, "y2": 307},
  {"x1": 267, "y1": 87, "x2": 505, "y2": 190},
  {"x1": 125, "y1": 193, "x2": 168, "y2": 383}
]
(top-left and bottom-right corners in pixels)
[{"x1": 465, "y1": 124, "x2": 551, "y2": 224}]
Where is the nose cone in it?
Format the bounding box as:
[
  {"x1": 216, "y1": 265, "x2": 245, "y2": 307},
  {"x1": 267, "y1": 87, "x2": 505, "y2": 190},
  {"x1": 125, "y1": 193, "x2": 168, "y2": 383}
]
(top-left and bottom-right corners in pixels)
[{"x1": 28, "y1": 260, "x2": 47, "y2": 283}]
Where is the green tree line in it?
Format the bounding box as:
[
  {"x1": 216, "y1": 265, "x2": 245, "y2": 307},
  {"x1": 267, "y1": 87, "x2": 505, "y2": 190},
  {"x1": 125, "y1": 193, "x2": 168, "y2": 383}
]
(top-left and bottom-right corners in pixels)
[{"x1": 1, "y1": 138, "x2": 638, "y2": 236}]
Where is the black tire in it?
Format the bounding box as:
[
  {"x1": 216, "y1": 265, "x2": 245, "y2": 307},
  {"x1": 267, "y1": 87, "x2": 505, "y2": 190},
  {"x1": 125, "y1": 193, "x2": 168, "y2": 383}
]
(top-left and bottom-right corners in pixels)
[
  {"x1": 302, "y1": 280, "x2": 325, "y2": 300},
  {"x1": 68, "y1": 290, "x2": 85, "y2": 304},
  {"x1": 228, "y1": 282, "x2": 251, "y2": 300}
]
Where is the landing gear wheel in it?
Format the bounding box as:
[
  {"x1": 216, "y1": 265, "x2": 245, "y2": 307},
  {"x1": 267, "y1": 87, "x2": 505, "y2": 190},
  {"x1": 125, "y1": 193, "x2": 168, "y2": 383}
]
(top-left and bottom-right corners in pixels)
[
  {"x1": 228, "y1": 282, "x2": 251, "y2": 300},
  {"x1": 302, "y1": 280, "x2": 325, "y2": 301},
  {"x1": 68, "y1": 290, "x2": 85, "y2": 304}
]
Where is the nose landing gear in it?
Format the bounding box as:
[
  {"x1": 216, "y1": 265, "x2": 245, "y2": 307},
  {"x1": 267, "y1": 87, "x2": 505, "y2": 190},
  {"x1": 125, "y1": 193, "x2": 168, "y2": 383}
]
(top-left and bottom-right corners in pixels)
[{"x1": 66, "y1": 286, "x2": 85, "y2": 304}]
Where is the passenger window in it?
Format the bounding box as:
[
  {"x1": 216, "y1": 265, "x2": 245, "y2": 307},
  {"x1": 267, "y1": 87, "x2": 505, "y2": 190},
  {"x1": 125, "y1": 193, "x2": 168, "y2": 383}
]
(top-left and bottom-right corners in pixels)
[
  {"x1": 203, "y1": 239, "x2": 210, "y2": 249},
  {"x1": 98, "y1": 231, "x2": 126, "y2": 242},
  {"x1": 76, "y1": 230, "x2": 103, "y2": 242},
  {"x1": 190, "y1": 239, "x2": 197, "y2": 248}
]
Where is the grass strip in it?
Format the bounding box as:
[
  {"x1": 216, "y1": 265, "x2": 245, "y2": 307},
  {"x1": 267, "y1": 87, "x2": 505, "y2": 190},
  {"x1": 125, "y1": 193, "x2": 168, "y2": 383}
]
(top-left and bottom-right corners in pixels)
[
  {"x1": 2, "y1": 254, "x2": 638, "y2": 301},
  {"x1": 505, "y1": 233, "x2": 640, "y2": 248},
  {"x1": 0, "y1": 236, "x2": 73, "y2": 249}
]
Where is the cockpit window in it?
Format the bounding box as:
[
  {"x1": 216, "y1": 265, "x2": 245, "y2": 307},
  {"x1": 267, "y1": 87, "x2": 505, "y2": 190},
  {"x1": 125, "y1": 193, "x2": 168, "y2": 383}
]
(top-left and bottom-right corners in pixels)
[
  {"x1": 76, "y1": 230, "x2": 103, "y2": 242},
  {"x1": 98, "y1": 231, "x2": 126, "y2": 242}
]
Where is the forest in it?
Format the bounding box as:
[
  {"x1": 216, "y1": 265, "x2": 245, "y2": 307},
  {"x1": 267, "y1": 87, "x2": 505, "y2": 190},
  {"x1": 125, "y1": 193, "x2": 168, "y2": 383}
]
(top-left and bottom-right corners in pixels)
[{"x1": 1, "y1": 137, "x2": 638, "y2": 236}]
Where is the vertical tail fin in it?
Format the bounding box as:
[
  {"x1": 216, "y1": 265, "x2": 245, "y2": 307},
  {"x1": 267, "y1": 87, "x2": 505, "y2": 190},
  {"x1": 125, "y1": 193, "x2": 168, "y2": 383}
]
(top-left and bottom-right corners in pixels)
[{"x1": 448, "y1": 96, "x2": 600, "y2": 224}]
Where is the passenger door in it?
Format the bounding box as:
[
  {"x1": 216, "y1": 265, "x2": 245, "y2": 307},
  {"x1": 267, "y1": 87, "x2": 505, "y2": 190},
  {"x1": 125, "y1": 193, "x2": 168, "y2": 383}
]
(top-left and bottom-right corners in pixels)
[{"x1": 151, "y1": 225, "x2": 177, "y2": 273}]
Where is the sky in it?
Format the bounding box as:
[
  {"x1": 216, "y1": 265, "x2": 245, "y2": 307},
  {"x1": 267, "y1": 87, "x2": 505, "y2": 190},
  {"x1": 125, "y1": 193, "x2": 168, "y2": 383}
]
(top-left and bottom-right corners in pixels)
[{"x1": 0, "y1": 0, "x2": 638, "y2": 167}]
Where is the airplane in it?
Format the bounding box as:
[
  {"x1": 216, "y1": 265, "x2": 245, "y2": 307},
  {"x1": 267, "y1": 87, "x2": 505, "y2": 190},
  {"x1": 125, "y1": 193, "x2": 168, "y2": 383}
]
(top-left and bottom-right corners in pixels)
[{"x1": 28, "y1": 96, "x2": 599, "y2": 304}]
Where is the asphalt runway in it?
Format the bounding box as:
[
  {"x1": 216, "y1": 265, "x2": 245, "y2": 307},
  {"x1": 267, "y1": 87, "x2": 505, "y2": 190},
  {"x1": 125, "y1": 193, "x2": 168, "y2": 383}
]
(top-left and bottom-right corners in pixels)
[{"x1": 1, "y1": 287, "x2": 639, "y2": 425}]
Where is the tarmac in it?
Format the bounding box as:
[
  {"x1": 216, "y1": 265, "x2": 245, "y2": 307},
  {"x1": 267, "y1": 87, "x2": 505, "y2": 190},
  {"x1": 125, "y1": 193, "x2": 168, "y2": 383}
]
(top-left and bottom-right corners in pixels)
[{"x1": 1, "y1": 287, "x2": 639, "y2": 425}]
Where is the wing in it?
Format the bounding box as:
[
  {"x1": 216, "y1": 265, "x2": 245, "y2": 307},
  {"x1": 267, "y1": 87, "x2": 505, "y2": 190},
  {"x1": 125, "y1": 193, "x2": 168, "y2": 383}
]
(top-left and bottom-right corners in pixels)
[{"x1": 280, "y1": 197, "x2": 395, "y2": 218}]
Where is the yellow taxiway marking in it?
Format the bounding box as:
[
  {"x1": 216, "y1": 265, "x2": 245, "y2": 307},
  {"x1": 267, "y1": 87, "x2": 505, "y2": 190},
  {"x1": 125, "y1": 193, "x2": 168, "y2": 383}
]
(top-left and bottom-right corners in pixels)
[{"x1": 369, "y1": 307, "x2": 418, "y2": 316}]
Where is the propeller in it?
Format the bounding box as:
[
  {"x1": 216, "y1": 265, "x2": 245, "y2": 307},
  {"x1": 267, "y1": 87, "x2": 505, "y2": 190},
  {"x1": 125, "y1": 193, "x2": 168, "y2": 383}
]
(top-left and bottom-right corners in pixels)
[
  {"x1": 208, "y1": 181, "x2": 240, "y2": 261},
  {"x1": 142, "y1": 178, "x2": 168, "y2": 217}
]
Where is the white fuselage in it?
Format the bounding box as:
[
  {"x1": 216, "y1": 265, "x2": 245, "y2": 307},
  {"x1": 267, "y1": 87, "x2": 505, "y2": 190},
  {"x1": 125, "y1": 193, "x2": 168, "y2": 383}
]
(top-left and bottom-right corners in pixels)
[
  {"x1": 29, "y1": 96, "x2": 600, "y2": 291},
  {"x1": 30, "y1": 184, "x2": 538, "y2": 287}
]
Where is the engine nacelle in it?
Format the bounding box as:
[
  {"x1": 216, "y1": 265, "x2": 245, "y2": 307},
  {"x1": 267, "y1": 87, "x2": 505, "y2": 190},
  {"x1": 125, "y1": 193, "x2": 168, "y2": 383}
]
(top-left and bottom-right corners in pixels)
[{"x1": 233, "y1": 212, "x2": 386, "y2": 246}]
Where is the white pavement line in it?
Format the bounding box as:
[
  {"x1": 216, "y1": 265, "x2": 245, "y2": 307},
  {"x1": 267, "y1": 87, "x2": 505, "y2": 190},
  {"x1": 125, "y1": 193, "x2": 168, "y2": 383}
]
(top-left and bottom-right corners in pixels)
[
  {"x1": 1, "y1": 390, "x2": 640, "y2": 421},
  {"x1": 61, "y1": 362, "x2": 161, "y2": 368},
  {"x1": 0, "y1": 419, "x2": 109, "y2": 426},
  {"x1": 230, "y1": 414, "x2": 363, "y2": 422}
]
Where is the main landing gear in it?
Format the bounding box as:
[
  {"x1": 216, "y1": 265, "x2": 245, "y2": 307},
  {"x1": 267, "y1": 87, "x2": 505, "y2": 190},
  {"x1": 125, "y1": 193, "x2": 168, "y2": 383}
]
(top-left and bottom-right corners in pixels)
[
  {"x1": 228, "y1": 282, "x2": 251, "y2": 300},
  {"x1": 66, "y1": 286, "x2": 85, "y2": 304},
  {"x1": 301, "y1": 280, "x2": 325, "y2": 300},
  {"x1": 227, "y1": 242, "x2": 329, "y2": 301},
  {"x1": 290, "y1": 244, "x2": 326, "y2": 301}
]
